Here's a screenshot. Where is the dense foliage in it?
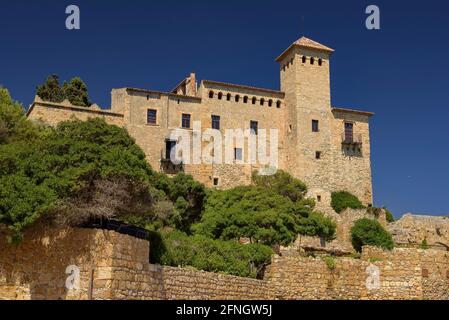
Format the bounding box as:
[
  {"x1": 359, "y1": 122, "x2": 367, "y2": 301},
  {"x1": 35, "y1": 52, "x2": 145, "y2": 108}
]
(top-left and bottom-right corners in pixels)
[
  {"x1": 36, "y1": 75, "x2": 91, "y2": 107},
  {"x1": 384, "y1": 207, "x2": 394, "y2": 223},
  {"x1": 150, "y1": 231, "x2": 272, "y2": 278},
  {"x1": 350, "y1": 218, "x2": 394, "y2": 252},
  {"x1": 331, "y1": 191, "x2": 365, "y2": 213}
]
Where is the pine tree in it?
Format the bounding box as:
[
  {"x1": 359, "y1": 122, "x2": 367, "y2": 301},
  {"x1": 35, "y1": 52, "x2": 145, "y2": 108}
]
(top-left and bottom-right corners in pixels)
[
  {"x1": 36, "y1": 75, "x2": 65, "y2": 103},
  {"x1": 64, "y1": 77, "x2": 91, "y2": 107}
]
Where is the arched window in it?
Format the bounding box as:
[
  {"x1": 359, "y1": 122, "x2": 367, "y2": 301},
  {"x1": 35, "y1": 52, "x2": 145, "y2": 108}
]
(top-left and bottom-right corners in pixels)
[
  {"x1": 302, "y1": 56, "x2": 306, "y2": 63},
  {"x1": 276, "y1": 100, "x2": 281, "y2": 108},
  {"x1": 235, "y1": 95, "x2": 240, "y2": 102},
  {"x1": 243, "y1": 96, "x2": 248, "y2": 103},
  {"x1": 268, "y1": 99, "x2": 273, "y2": 107},
  {"x1": 318, "y1": 58, "x2": 323, "y2": 66},
  {"x1": 252, "y1": 97, "x2": 257, "y2": 105},
  {"x1": 260, "y1": 98, "x2": 265, "y2": 106},
  {"x1": 227, "y1": 93, "x2": 231, "y2": 101},
  {"x1": 310, "y1": 57, "x2": 315, "y2": 65},
  {"x1": 218, "y1": 92, "x2": 223, "y2": 100},
  {"x1": 209, "y1": 91, "x2": 214, "y2": 99}
]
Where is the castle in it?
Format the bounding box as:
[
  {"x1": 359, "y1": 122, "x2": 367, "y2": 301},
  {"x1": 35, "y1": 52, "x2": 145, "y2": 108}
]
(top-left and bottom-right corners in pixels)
[{"x1": 27, "y1": 36, "x2": 374, "y2": 209}]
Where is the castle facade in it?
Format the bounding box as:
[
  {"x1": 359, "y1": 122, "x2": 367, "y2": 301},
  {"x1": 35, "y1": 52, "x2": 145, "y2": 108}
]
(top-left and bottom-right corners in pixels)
[{"x1": 27, "y1": 36, "x2": 374, "y2": 207}]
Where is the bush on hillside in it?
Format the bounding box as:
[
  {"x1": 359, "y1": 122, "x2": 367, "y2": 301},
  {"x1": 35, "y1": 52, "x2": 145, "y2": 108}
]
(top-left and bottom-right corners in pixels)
[
  {"x1": 150, "y1": 230, "x2": 273, "y2": 278},
  {"x1": 350, "y1": 218, "x2": 394, "y2": 252},
  {"x1": 331, "y1": 191, "x2": 365, "y2": 213}
]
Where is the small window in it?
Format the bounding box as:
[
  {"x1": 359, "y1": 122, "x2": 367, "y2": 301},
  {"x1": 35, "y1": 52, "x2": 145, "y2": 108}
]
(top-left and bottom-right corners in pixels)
[
  {"x1": 317, "y1": 195, "x2": 322, "y2": 202},
  {"x1": 315, "y1": 151, "x2": 321, "y2": 159},
  {"x1": 147, "y1": 109, "x2": 157, "y2": 125},
  {"x1": 268, "y1": 99, "x2": 273, "y2": 107},
  {"x1": 146, "y1": 95, "x2": 150, "y2": 101},
  {"x1": 260, "y1": 98, "x2": 265, "y2": 106},
  {"x1": 276, "y1": 100, "x2": 281, "y2": 108},
  {"x1": 250, "y1": 121, "x2": 258, "y2": 135},
  {"x1": 213, "y1": 178, "x2": 219, "y2": 186},
  {"x1": 318, "y1": 58, "x2": 323, "y2": 66},
  {"x1": 312, "y1": 120, "x2": 319, "y2": 132},
  {"x1": 235, "y1": 95, "x2": 240, "y2": 102},
  {"x1": 302, "y1": 56, "x2": 306, "y2": 64},
  {"x1": 226, "y1": 93, "x2": 231, "y2": 101},
  {"x1": 209, "y1": 91, "x2": 214, "y2": 99},
  {"x1": 344, "y1": 122, "x2": 354, "y2": 142},
  {"x1": 310, "y1": 57, "x2": 315, "y2": 65},
  {"x1": 212, "y1": 115, "x2": 220, "y2": 130},
  {"x1": 288, "y1": 124, "x2": 292, "y2": 133},
  {"x1": 234, "y1": 148, "x2": 243, "y2": 161},
  {"x1": 182, "y1": 113, "x2": 191, "y2": 129},
  {"x1": 243, "y1": 96, "x2": 248, "y2": 103},
  {"x1": 218, "y1": 92, "x2": 223, "y2": 100},
  {"x1": 252, "y1": 97, "x2": 257, "y2": 105}
]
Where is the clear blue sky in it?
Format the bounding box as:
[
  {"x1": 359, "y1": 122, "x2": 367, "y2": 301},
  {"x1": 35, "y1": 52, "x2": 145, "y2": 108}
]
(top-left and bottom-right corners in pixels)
[{"x1": 1, "y1": 0, "x2": 448, "y2": 218}]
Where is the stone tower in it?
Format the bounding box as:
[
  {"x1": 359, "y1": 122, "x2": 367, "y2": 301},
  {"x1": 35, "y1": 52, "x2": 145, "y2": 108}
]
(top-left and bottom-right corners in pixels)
[{"x1": 277, "y1": 36, "x2": 335, "y2": 203}]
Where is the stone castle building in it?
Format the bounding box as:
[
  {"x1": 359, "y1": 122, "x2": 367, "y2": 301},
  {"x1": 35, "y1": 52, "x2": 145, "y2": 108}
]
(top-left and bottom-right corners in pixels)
[{"x1": 27, "y1": 36, "x2": 374, "y2": 207}]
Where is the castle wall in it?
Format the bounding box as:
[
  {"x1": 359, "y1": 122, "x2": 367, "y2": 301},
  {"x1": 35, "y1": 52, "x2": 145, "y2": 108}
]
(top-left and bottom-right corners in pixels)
[{"x1": 1, "y1": 226, "x2": 448, "y2": 300}]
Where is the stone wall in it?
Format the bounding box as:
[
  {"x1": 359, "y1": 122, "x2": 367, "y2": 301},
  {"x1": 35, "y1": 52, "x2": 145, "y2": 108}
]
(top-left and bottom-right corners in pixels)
[
  {"x1": 1, "y1": 226, "x2": 448, "y2": 300},
  {"x1": 388, "y1": 214, "x2": 449, "y2": 250}
]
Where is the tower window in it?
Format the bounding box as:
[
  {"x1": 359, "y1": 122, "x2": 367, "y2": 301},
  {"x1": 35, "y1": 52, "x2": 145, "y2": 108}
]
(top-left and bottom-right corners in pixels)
[
  {"x1": 209, "y1": 91, "x2": 214, "y2": 99},
  {"x1": 235, "y1": 95, "x2": 240, "y2": 102},
  {"x1": 344, "y1": 122, "x2": 354, "y2": 142},
  {"x1": 252, "y1": 97, "x2": 257, "y2": 105},
  {"x1": 317, "y1": 195, "x2": 322, "y2": 202},
  {"x1": 318, "y1": 58, "x2": 323, "y2": 66},
  {"x1": 260, "y1": 98, "x2": 265, "y2": 106},
  {"x1": 213, "y1": 178, "x2": 219, "y2": 186},
  {"x1": 312, "y1": 120, "x2": 319, "y2": 132},
  {"x1": 276, "y1": 100, "x2": 281, "y2": 108},
  {"x1": 310, "y1": 57, "x2": 315, "y2": 65},
  {"x1": 147, "y1": 109, "x2": 157, "y2": 125},
  {"x1": 218, "y1": 92, "x2": 223, "y2": 100},
  {"x1": 250, "y1": 121, "x2": 258, "y2": 135},
  {"x1": 268, "y1": 99, "x2": 273, "y2": 107},
  {"x1": 212, "y1": 115, "x2": 220, "y2": 130},
  {"x1": 243, "y1": 96, "x2": 248, "y2": 103},
  {"x1": 226, "y1": 93, "x2": 231, "y2": 101},
  {"x1": 234, "y1": 148, "x2": 243, "y2": 161},
  {"x1": 182, "y1": 113, "x2": 191, "y2": 129},
  {"x1": 315, "y1": 151, "x2": 322, "y2": 159},
  {"x1": 302, "y1": 56, "x2": 306, "y2": 63}
]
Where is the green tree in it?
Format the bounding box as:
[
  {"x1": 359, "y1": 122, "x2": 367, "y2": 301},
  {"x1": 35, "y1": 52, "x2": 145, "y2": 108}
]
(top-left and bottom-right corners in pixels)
[
  {"x1": 350, "y1": 218, "x2": 394, "y2": 252},
  {"x1": 63, "y1": 77, "x2": 91, "y2": 107},
  {"x1": 297, "y1": 211, "x2": 336, "y2": 242},
  {"x1": 252, "y1": 170, "x2": 308, "y2": 202},
  {"x1": 383, "y1": 207, "x2": 395, "y2": 223},
  {"x1": 331, "y1": 191, "x2": 365, "y2": 213},
  {"x1": 0, "y1": 118, "x2": 165, "y2": 238},
  {"x1": 36, "y1": 75, "x2": 65, "y2": 103},
  {"x1": 0, "y1": 87, "x2": 41, "y2": 144}
]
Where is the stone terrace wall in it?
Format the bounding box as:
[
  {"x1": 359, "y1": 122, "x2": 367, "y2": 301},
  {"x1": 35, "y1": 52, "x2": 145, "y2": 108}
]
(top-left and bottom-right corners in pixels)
[{"x1": 1, "y1": 226, "x2": 448, "y2": 300}]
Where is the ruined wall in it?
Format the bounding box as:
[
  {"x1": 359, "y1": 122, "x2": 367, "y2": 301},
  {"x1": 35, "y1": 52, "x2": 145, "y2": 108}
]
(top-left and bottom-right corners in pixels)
[{"x1": 388, "y1": 214, "x2": 449, "y2": 250}]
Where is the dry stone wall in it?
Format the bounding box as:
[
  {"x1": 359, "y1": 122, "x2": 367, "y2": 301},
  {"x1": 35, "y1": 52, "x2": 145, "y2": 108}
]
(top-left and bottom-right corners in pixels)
[{"x1": 2, "y1": 226, "x2": 449, "y2": 300}]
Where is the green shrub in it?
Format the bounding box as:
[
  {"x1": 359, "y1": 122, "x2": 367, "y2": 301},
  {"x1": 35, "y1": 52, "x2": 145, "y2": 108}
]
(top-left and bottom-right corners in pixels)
[
  {"x1": 350, "y1": 218, "x2": 394, "y2": 252},
  {"x1": 420, "y1": 238, "x2": 429, "y2": 250},
  {"x1": 150, "y1": 231, "x2": 273, "y2": 278},
  {"x1": 322, "y1": 256, "x2": 336, "y2": 270},
  {"x1": 331, "y1": 191, "x2": 365, "y2": 213}
]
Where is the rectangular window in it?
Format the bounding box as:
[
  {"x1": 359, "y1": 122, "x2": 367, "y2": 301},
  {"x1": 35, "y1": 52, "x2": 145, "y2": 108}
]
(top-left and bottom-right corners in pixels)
[
  {"x1": 315, "y1": 151, "x2": 321, "y2": 159},
  {"x1": 182, "y1": 114, "x2": 191, "y2": 129},
  {"x1": 147, "y1": 109, "x2": 157, "y2": 125},
  {"x1": 250, "y1": 121, "x2": 258, "y2": 135},
  {"x1": 212, "y1": 115, "x2": 220, "y2": 130},
  {"x1": 213, "y1": 178, "x2": 219, "y2": 186},
  {"x1": 165, "y1": 140, "x2": 176, "y2": 161},
  {"x1": 312, "y1": 120, "x2": 319, "y2": 132},
  {"x1": 234, "y1": 148, "x2": 243, "y2": 161},
  {"x1": 344, "y1": 122, "x2": 354, "y2": 142}
]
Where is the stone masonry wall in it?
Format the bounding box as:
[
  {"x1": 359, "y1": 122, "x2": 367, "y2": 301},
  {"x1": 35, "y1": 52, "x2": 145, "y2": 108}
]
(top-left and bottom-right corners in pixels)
[{"x1": 1, "y1": 226, "x2": 448, "y2": 300}]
